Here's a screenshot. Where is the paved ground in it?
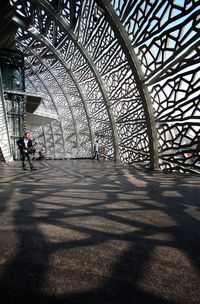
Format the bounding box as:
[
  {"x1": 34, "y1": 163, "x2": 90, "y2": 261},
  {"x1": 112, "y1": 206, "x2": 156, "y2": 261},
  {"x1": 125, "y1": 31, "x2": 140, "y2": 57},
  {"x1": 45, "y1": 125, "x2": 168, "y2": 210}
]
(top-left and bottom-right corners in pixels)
[{"x1": 0, "y1": 159, "x2": 200, "y2": 304}]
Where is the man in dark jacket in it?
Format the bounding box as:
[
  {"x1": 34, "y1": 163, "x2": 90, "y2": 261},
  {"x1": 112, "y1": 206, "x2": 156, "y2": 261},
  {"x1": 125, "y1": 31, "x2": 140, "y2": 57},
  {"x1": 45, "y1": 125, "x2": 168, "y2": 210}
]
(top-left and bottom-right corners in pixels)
[{"x1": 17, "y1": 131, "x2": 36, "y2": 171}]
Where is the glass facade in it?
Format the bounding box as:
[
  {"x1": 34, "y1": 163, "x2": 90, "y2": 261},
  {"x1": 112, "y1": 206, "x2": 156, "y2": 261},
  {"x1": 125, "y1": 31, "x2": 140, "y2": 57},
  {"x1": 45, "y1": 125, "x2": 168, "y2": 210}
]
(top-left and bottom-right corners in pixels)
[{"x1": 0, "y1": 49, "x2": 25, "y2": 159}]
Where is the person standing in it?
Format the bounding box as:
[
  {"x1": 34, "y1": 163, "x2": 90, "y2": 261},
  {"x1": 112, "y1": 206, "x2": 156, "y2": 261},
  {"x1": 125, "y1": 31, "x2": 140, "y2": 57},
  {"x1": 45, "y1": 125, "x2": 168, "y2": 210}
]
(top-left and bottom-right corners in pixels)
[
  {"x1": 92, "y1": 140, "x2": 99, "y2": 160},
  {"x1": 17, "y1": 131, "x2": 36, "y2": 171}
]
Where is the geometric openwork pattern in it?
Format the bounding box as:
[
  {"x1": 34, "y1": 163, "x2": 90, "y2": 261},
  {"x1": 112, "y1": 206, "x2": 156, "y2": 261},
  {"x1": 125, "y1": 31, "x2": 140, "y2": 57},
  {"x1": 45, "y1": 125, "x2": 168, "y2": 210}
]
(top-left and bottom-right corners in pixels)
[{"x1": 10, "y1": 0, "x2": 200, "y2": 173}]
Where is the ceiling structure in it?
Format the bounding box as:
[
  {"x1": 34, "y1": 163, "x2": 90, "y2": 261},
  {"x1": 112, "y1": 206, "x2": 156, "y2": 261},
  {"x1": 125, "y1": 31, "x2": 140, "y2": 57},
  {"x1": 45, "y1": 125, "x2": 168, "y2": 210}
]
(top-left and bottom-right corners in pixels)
[
  {"x1": 1, "y1": 0, "x2": 200, "y2": 172},
  {"x1": 0, "y1": 1, "x2": 18, "y2": 49}
]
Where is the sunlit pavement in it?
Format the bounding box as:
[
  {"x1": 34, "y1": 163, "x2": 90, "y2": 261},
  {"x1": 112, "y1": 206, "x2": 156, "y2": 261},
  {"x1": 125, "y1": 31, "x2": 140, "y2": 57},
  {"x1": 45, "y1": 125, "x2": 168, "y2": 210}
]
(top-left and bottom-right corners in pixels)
[{"x1": 0, "y1": 160, "x2": 200, "y2": 304}]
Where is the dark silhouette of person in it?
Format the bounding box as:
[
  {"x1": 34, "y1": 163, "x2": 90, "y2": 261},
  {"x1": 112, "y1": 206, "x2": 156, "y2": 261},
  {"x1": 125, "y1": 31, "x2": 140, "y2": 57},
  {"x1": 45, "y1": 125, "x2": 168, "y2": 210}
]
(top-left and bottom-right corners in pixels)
[
  {"x1": 38, "y1": 148, "x2": 45, "y2": 160},
  {"x1": 92, "y1": 140, "x2": 99, "y2": 160}
]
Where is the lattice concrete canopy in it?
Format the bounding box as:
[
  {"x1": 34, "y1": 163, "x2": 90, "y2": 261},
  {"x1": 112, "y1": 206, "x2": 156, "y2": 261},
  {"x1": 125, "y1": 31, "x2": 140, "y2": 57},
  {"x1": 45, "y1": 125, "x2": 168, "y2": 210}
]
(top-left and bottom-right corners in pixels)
[{"x1": 9, "y1": 0, "x2": 200, "y2": 172}]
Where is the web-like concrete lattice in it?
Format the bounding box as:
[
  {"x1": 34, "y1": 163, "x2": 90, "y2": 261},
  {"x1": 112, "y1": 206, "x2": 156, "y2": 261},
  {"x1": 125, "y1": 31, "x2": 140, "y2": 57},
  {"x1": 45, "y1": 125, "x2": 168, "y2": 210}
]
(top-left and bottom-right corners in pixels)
[{"x1": 10, "y1": 0, "x2": 200, "y2": 172}]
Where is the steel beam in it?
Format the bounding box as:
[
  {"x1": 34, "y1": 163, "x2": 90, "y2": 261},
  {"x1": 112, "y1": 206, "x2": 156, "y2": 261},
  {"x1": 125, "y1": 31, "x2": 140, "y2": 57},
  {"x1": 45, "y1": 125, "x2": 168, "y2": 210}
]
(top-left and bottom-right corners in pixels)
[
  {"x1": 25, "y1": 61, "x2": 65, "y2": 157},
  {"x1": 31, "y1": 0, "x2": 120, "y2": 161},
  {"x1": 41, "y1": 125, "x2": 48, "y2": 156},
  {"x1": 0, "y1": 68, "x2": 13, "y2": 161},
  {"x1": 96, "y1": 0, "x2": 159, "y2": 169},
  {"x1": 12, "y1": 15, "x2": 94, "y2": 154},
  {"x1": 70, "y1": 0, "x2": 77, "y2": 28},
  {"x1": 23, "y1": 36, "x2": 94, "y2": 154},
  {"x1": 17, "y1": 39, "x2": 81, "y2": 154},
  {"x1": 49, "y1": 122, "x2": 56, "y2": 158}
]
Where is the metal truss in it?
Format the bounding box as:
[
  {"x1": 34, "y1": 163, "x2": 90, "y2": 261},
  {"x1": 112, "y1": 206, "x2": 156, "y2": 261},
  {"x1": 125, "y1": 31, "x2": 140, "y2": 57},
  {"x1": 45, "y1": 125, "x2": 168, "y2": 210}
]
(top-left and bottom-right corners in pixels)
[
  {"x1": 25, "y1": 61, "x2": 66, "y2": 157},
  {"x1": 9, "y1": 0, "x2": 200, "y2": 172},
  {"x1": 16, "y1": 36, "x2": 95, "y2": 156},
  {"x1": 18, "y1": 39, "x2": 81, "y2": 153}
]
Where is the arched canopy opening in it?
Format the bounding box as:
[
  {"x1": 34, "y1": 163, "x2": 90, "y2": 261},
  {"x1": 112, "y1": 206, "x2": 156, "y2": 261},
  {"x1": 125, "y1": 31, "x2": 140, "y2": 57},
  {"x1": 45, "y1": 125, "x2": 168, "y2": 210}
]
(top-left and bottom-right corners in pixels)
[{"x1": 1, "y1": 0, "x2": 199, "y2": 172}]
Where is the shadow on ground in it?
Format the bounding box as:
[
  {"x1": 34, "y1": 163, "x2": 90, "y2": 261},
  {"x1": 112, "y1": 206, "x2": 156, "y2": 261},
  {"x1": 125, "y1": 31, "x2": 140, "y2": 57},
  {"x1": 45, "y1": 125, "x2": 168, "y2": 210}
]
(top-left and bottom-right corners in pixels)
[{"x1": 0, "y1": 160, "x2": 200, "y2": 303}]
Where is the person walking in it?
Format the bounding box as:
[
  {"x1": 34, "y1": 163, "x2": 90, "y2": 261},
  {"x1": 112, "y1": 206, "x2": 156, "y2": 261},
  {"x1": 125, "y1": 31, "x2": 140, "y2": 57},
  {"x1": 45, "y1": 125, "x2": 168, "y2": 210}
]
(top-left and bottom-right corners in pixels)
[
  {"x1": 17, "y1": 131, "x2": 36, "y2": 171},
  {"x1": 92, "y1": 140, "x2": 99, "y2": 160}
]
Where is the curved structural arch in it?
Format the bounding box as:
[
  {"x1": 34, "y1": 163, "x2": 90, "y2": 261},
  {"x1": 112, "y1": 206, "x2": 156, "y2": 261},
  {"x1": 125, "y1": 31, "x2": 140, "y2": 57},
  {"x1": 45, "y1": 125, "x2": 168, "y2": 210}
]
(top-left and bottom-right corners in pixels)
[
  {"x1": 17, "y1": 39, "x2": 81, "y2": 154},
  {"x1": 16, "y1": 37, "x2": 95, "y2": 155},
  {"x1": 96, "y1": 0, "x2": 159, "y2": 169},
  {"x1": 8, "y1": 0, "x2": 200, "y2": 173},
  {"x1": 29, "y1": 0, "x2": 120, "y2": 161},
  {"x1": 25, "y1": 61, "x2": 65, "y2": 157}
]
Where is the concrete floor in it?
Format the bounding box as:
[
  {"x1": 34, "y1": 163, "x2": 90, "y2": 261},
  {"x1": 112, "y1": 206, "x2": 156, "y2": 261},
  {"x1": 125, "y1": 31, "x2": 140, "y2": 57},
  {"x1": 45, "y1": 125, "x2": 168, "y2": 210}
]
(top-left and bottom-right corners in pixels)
[{"x1": 0, "y1": 159, "x2": 200, "y2": 304}]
